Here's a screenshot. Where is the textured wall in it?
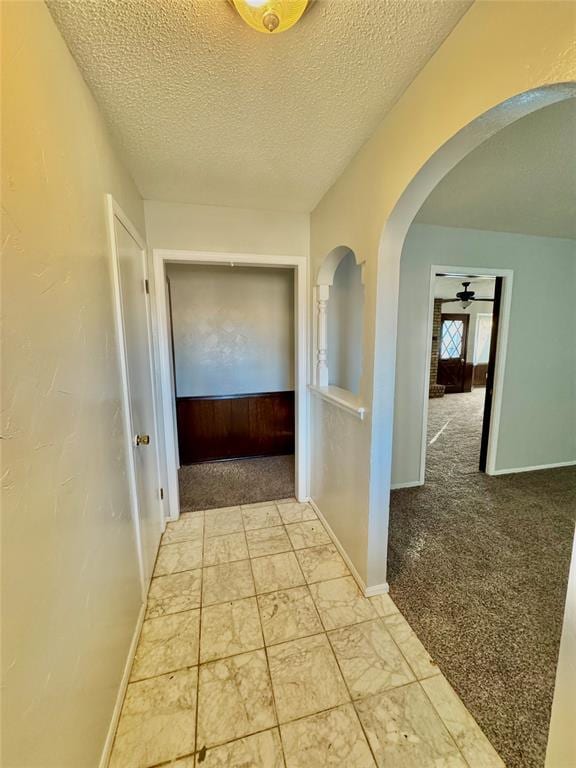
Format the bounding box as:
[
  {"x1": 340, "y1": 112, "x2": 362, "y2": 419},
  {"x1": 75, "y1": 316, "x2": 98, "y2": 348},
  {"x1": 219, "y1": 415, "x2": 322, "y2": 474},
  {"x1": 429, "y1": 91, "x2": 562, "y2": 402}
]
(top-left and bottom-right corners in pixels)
[
  {"x1": 394, "y1": 225, "x2": 576, "y2": 484},
  {"x1": 145, "y1": 200, "x2": 309, "y2": 257},
  {"x1": 167, "y1": 264, "x2": 294, "y2": 397},
  {"x1": 1, "y1": 4, "x2": 145, "y2": 767}
]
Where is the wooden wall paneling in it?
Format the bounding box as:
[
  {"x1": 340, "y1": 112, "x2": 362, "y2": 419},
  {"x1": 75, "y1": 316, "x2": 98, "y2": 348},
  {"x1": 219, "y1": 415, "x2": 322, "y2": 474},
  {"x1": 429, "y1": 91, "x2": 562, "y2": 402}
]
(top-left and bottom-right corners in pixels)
[{"x1": 177, "y1": 391, "x2": 295, "y2": 464}]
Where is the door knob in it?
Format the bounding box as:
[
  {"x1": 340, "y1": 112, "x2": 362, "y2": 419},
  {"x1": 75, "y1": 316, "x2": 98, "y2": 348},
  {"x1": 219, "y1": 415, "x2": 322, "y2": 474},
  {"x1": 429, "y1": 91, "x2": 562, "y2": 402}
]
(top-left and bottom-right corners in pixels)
[{"x1": 135, "y1": 434, "x2": 150, "y2": 446}]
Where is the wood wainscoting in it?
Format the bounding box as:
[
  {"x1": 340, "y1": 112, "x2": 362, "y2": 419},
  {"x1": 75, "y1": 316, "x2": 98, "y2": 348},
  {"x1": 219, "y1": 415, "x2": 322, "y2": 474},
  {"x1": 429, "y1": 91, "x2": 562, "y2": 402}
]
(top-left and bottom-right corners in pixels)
[
  {"x1": 176, "y1": 391, "x2": 295, "y2": 464},
  {"x1": 473, "y1": 363, "x2": 488, "y2": 387}
]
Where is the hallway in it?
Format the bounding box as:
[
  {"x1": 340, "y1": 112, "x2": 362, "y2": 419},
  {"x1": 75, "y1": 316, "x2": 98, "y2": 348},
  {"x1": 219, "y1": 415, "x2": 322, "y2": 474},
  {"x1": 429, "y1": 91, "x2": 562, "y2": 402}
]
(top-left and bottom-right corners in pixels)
[
  {"x1": 4, "y1": 2, "x2": 576, "y2": 766},
  {"x1": 388, "y1": 392, "x2": 576, "y2": 768},
  {"x1": 110, "y1": 499, "x2": 502, "y2": 767}
]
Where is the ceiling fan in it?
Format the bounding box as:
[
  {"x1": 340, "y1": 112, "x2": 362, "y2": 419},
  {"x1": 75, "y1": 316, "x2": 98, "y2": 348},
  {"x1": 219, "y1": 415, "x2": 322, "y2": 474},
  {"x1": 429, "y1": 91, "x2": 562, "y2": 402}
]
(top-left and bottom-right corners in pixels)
[{"x1": 443, "y1": 281, "x2": 494, "y2": 309}]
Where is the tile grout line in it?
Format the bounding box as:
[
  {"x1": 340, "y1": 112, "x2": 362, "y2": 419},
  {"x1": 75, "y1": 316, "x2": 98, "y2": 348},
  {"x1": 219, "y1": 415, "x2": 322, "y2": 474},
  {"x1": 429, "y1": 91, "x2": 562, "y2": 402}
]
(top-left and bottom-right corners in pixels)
[
  {"x1": 312, "y1": 568, "x2": 378, "y2": 766},
  {"x1": 242, "y1": 505, "x2": 288, "y2": 767},
  {"x1": 418, "y1": 678, "x2": 485, "y2": 768},
  {"x1": 141, "y1": 502, "x2": 498, "y2": 768},
  {"x1": 322, "y1": 627, "x2": 381, "y2": 767},
  {"x1": 192, "y1": 515, "x2": 205, "y2": 761},
  {"x1": 129, "y1": 607, "x2": 442, "y2": 687},
  {"x1": 142, "y1": 500, "x2": 489, "y2": 766}
]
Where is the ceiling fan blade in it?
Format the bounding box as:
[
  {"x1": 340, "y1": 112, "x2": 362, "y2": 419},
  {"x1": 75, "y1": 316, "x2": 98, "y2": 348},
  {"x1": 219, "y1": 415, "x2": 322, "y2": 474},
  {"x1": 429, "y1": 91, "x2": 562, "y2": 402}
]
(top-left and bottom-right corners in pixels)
[{"x1": 472, "y1": 297, "x2": 494, "y2": 301}]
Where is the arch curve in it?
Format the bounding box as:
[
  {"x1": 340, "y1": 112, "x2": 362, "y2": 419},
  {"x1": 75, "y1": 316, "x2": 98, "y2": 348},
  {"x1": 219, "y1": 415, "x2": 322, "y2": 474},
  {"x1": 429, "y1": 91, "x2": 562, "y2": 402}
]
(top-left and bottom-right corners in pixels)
[
  {"x1": 316, "y1": 244, "x2": 365, "y2": 287},
  {"x1": 314, "y1": 245, "x2": 366, "y2": 389},
  {"x1": 367, "y1": 83, "x2": 576, "y2": 584}
]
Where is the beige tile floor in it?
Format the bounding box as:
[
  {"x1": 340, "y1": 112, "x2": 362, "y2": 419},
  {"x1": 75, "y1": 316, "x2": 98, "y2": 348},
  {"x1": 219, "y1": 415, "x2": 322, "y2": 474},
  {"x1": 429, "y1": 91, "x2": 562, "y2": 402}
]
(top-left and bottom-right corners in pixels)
[{"x1": 109, "y1": 499, "x2": 505, "y2": 768}]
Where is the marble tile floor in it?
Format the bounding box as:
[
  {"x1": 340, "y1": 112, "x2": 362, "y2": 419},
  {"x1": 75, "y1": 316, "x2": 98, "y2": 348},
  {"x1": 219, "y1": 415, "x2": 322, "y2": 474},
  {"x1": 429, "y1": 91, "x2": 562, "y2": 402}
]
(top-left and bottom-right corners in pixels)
[{"x1": 109, "y1": 499, "x2": 505, "y2": 768}]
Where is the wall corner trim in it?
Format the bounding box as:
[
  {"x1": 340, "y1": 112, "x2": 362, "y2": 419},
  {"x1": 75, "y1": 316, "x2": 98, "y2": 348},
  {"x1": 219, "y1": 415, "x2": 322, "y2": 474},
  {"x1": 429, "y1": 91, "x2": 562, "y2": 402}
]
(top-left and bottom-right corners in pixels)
[
  {"x1": 364, "y1": 582, "x2": 391, "y2": 597},
  {"x1": 390, "y1": 480, "x2": 424, "y2": 490},
  {"x1": 489, "y1": 459, "x2": 576, "y2": 476},
  {"x1": 98, "y1": 602, "x2": 146, "y2": 768},
  {"x1": 308, "y1": 498, "x2": 389, "y2": 597}
]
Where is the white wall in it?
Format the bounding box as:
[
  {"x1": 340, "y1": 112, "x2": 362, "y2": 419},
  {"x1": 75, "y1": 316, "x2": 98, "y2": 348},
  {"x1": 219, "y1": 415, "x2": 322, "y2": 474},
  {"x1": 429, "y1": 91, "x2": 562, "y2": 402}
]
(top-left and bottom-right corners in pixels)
[
  {"x1": 167, "y1": 264, "x2": 294, "y2": 397},
  {"x1": 2, "y1": 3, "x2": 145, "y2": 767},
  {"x1": 393, "y1": 224, "x2": 576, "y2": 485},
  {"x1": 327, "y1": 252, "x2": 364, "y2": 395},
  {"x1": 145, "y1": 200, "x2": 309, "y2": 257}
]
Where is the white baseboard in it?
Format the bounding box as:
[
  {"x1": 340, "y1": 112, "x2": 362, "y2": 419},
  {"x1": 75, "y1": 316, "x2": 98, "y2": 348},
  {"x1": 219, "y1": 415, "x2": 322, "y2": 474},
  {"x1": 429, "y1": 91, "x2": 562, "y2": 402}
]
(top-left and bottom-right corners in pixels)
[
  {"x1": 98, "y1": 602, "x2": 146, "y2": 768},
  {"x1": 490, "y1": 459, "x2": 576, "y2": 476},
  {"x1": 308, "y1": 499, "x2": 389, "y2": 598},
  {"x1": 390, "y1": 479, "x2": 423, "y2": 490},
  {"x1": 364, "y1": 582, "x2": 390, "y2": 597}
]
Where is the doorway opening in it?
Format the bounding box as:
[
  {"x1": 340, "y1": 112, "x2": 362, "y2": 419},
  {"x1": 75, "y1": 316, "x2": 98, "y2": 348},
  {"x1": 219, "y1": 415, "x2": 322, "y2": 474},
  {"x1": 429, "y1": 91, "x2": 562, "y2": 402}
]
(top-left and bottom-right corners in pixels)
[
  {"x1": 385, "y1": 94, "x2": 576, "y2": 768},
  {"x1": 166, "y1": 262, "x2": 295, "y2": 511},
  {"x1": 153, "y1": 250, "x2": 309, "y2": 519},
  {"x1": 425, "y1": 272, "x2": 501, "y2": 481}
]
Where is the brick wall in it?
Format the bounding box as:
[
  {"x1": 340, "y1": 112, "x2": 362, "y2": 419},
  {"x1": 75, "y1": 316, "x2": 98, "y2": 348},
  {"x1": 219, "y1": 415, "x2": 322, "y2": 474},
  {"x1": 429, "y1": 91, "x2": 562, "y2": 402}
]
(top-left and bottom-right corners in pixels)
[{"x1": 430, "y1": 299, "x2": 443, "y2": 387}]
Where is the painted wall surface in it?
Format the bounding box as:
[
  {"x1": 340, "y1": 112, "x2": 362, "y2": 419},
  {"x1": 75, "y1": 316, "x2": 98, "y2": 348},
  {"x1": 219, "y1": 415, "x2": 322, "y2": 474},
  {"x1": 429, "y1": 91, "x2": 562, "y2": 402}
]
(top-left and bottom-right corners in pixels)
[
  {"x1": 439, "y1": 300, "x2": 494, "y2": 364},
  {"x1": 310, "y1": 396, "x2": 371, "y2": 576},
  {"x1": 1, "y1": 4, "x2": 145, "y2": 767},
  {"x1": 393, "y1": 225, "x2": 576, "y2": 484},
  {"x1": 309, "y1": 0, "x2": 575, "y2": 586},
  {"x1": 327, "y1": 252, "x2": 364, "y2": 395},
  {"x1": 167, "y1": 264, "x2": 294, "y2": 397},
  {"x1": 145, "y1": 200, "x2": 309, "y2": 257},
  {"x1": 546, "y1": 533, "x2": 576, "y2": 767}
]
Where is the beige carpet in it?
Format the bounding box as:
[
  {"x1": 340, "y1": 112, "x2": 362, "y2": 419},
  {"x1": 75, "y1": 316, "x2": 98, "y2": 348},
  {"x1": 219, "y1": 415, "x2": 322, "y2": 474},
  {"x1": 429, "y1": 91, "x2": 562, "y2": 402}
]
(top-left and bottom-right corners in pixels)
[
  {"x1": 179, "y1": 455, "x2": 295, "y2": 511},
  {"x1": 388, "y1": 389, "x2": 575, "y2": 768}
]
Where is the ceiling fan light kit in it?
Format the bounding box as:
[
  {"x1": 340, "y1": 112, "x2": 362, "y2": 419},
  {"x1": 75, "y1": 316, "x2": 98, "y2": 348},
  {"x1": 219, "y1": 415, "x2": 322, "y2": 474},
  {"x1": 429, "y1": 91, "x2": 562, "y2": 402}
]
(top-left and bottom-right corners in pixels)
[
  {"x1": 230, "y1": 0, "x2": 311, "y2": 34},
  {"x1": 444, "y1": 281, "x2": 495, "y2": 309}
]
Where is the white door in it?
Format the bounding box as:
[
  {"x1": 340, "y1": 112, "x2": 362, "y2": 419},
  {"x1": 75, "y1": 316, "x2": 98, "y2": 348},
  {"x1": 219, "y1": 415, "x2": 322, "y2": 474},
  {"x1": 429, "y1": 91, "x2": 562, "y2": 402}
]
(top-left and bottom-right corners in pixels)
[{"x1": 112, "y1": 213, "x2": 163, "y2": 586}]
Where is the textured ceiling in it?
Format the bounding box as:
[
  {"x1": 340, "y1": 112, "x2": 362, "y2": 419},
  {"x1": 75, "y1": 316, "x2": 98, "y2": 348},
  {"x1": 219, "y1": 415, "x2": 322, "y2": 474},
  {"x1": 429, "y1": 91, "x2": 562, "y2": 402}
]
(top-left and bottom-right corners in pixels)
[
  {"x1": 417, "y1": 98, "x2": 576, "y2": 239},
  {"x1": 47, "y1": 0, "x2": 471, "y2": 212}
]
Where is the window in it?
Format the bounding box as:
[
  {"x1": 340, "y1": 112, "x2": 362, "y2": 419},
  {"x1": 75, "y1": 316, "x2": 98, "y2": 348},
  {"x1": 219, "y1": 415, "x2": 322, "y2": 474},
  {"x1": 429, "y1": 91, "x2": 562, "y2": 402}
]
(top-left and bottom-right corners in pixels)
[
  {"x1": 440, "y1": 318, "x2": 465, "y2": 359},
  {"x1": 474, "y1": 314, "x2": 493, "y2": 364}
]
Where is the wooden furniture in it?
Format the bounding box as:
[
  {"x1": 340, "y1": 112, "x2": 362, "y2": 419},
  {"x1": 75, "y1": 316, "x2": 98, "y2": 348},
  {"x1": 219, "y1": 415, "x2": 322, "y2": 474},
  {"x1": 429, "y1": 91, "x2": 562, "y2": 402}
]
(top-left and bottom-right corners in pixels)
[{"x1": 176, "y1": 391, "x2": 295, "y2": 464}]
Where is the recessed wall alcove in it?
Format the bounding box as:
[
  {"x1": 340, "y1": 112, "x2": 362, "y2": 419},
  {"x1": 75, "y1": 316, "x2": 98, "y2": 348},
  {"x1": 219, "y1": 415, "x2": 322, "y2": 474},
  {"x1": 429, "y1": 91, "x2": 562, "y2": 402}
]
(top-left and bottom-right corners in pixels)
[{"x1": 311, "y1": 246, "x2": 366, "y2": 419}]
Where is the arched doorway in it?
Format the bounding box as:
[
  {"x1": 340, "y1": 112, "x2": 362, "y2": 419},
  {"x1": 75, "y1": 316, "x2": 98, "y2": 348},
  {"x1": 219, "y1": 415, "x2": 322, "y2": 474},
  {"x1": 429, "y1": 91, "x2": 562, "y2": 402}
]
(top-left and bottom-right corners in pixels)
[{"x1": 379, "y1": 90, "x2": 575, "y2": 768}]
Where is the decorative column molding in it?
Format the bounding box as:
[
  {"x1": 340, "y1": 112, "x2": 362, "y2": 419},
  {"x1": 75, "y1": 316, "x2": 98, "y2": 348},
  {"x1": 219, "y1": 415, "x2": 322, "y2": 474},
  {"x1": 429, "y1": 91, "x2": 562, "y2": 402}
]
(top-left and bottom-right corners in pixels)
[{"x1": 316, "y1": 284, "x2": 330, "y2": 386}]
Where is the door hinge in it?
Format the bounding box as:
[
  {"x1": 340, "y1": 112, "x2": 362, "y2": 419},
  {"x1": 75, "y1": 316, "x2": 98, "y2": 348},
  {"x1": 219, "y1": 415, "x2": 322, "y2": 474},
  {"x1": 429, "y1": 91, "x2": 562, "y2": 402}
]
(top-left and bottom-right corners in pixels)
[
  {"x1": 160, "y1": 487, "x2": 164, "y2": 500},
  {"x1": 144, "y1": 279, "x2": 150, "y2": 294}
]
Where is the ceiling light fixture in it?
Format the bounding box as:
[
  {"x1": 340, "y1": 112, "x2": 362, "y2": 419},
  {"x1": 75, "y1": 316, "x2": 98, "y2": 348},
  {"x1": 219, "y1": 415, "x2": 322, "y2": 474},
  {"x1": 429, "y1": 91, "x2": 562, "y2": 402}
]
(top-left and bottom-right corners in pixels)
[{"x1": 230, "y1": 0, "x2": 310, "y2": 34}]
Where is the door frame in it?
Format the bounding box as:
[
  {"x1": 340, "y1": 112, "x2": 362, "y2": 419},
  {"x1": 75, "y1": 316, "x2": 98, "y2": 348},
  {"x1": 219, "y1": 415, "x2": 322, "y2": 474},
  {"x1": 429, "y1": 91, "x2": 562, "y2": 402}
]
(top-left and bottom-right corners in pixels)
[
  {"x1": 106, "y1": 195, "x2": 165, "y2": 595},
  {"x1": 152, "y1": 248, "x2": 310, "y2": 520},
  {"x1": 419, "y1": 264, "x2": 514, "y2": 480}
]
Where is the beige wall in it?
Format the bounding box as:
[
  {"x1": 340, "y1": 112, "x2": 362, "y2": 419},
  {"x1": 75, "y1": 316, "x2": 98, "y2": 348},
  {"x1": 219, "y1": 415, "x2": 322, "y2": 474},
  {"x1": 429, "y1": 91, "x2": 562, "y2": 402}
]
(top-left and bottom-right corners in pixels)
[
  {"x1": 145, "y1": 199, "x2": 309, "y2": 257},
  {"x1": 309, "y1": 1, "x2": 575, "y2": 587},
  {"x1": 167, "y1": 264, "x2": 294, "y2": 397},
  {"x1": 546, "y1": 533, "x2": 576, "y2": 767},
  {"x1": 1, "y1": 3, "x2": 145, "y2": 767}
]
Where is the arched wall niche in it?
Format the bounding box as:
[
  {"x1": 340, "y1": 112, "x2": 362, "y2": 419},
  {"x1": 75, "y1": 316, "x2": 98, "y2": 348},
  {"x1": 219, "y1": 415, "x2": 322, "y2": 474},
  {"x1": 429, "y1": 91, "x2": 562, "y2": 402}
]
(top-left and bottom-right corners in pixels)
[
  {"x1": 313, "y1": 245, "x2": 366, "y2": 405},
  {"x1": 367, "y1": 82, "x2": 576, "y2": 585}
]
